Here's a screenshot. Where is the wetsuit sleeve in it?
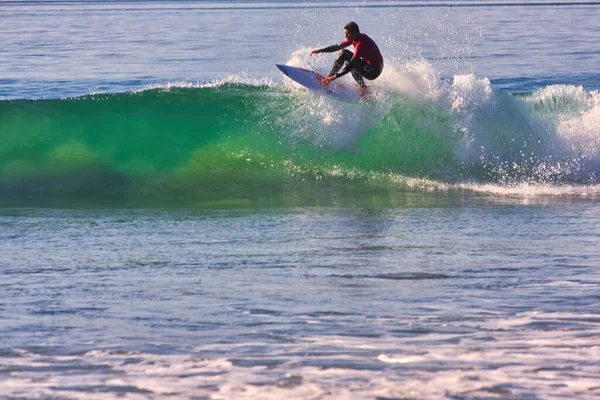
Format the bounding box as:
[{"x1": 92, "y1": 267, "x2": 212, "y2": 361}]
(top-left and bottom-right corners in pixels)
[{"x1": 318, "y1": 40, "x2": 351, "y2": 53}]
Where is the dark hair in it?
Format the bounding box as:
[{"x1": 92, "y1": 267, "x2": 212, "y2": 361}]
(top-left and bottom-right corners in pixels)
[{"x1": 344, "y1": 21, "x2": 359, "y2": 33}]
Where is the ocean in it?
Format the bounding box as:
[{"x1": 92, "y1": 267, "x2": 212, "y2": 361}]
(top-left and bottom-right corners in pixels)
[{"x1": 1, "y1": 0, "x2": 600, "y2": 398}]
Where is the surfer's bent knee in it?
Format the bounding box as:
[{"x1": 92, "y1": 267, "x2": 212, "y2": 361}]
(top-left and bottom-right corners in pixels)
[{"x1": 339, "y1": 49, "x2": 353, "y2": 60}]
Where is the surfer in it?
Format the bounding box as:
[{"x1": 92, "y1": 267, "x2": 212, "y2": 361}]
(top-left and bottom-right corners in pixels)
[{"x1": 309, "y1": 22, "x2": 383, "y2": 93}]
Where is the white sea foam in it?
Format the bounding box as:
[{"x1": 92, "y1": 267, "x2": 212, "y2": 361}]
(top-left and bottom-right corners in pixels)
[
  {"x1": 3, "y1": 310, "x2": 599, "y2": 399},
  {"x1": 308, "y1": 58, "x2": 600, "y2": 188}
]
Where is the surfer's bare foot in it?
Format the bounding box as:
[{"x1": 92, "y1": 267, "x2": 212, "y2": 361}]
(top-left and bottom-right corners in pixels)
[{"x1": 316, "y1": 73, "x2": 331, "y2": 88}]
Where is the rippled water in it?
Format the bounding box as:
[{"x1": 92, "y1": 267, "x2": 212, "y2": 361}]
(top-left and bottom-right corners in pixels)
[{"x1": 2, "y1": 199, "x2": 600, "y2": 398}]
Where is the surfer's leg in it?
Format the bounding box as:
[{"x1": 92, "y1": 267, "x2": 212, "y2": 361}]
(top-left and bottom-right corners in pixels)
[
  {"x1": 351, "y1": 60, "x2": 383, "y2": 91},
  {"x1": 329, "y1": 49, "x2": 353, "y2": 76},
  {"x1": 350, "y1": 69, "x2": 366, "y2": 88},
  {"x1": 350, "y1": 58, "x2": 371, "y2": 88},
  {"x1": 359, "y1": 62, "x2": 383, "y2": 82}
]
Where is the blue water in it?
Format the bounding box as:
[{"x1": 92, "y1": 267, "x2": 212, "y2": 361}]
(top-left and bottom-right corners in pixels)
[
  {"x1": 2, "y1": 203, "x2": 600, "y2": 398},
  {"x1": 3, "y1": 0, "x2": 600, "y2": 99},
  {"x1": 2, "y1": 1, "x2": 600, "y2": 399}
]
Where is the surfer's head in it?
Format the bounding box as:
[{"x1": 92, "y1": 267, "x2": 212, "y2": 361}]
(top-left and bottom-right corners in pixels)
[{"x1": 344, "y1": 21, "x2": 360, "y2": 41}]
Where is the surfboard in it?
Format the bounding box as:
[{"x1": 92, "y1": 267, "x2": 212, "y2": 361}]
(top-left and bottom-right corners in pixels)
[{"x1": 276, "y1": 64, "x2": 361, "y2": 101}]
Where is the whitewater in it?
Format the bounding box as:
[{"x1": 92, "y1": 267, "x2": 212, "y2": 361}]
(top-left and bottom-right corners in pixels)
[{"x1": 1, "y1": 1, "x2": 600, "y2": 399}]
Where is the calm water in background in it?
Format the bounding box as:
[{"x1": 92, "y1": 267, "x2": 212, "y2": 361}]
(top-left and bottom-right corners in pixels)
[
  {"x1": 2, "y1": 1, "x2": 600, "y2": 398},
  {"x1": 3, "y1": 0, "x2": 600, "y2": 98}
]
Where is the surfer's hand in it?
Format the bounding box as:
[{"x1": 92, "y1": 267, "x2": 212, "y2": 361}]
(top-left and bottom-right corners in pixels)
[
  {"x1": 321, "y1": 75, "x2": 336, "y2": 85},
  {"x1": 309, "y1": 49, "x2": 319, "y2": 57}
]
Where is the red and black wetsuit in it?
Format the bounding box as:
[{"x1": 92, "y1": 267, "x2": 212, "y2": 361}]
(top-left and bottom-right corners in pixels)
[{"x1": 318, "y1": 33, "x2": 384, "y2": 86}]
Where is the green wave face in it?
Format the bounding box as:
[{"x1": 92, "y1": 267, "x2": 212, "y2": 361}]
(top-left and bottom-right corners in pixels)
[
  {"x1": 1, "y1": 83, "x2": 598, "y2": 207},
  {"x1": 0, "y1": 85, "x2": 456, "y2": 207}
]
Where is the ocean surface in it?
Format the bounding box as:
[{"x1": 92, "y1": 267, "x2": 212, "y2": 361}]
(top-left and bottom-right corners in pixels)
[{"x1": 1, "y1": 0, "x2": 600, "y2": 398}]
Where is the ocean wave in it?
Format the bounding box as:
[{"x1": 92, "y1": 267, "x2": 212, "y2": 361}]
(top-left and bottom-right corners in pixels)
[{"x1": 2, "y1": 63, "x2": 600, "y2": 206}]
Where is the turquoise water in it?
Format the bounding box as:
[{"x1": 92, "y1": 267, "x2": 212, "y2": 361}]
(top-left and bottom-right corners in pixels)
[{"x1": 1, "y1": 1, "x2": 600, "y2": 398}]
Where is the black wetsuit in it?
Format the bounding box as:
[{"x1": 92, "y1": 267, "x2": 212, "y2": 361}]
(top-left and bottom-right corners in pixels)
[{"x1": 318, "y1": 33, "x2": 384, "y2": 87}]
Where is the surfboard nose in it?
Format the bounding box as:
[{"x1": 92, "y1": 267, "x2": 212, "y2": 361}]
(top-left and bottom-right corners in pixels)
[{"x1": 276, "y1": 64, "x2": 289, "y2": 77}]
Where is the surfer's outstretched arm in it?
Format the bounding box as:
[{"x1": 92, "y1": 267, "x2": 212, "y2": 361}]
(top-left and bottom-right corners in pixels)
[{"x1": 309, "y1": 42, "x2": 350, "y2": 56}]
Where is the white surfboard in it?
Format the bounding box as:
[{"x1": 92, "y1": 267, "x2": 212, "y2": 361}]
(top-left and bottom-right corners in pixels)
[{"x1": 276, "y1": 64, "x2": 361, "y2": 101}]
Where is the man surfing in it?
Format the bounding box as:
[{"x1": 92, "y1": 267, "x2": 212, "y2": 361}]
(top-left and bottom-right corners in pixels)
[{"x1": 309, "y1": 22, "x2": 383, "y2": 95}]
